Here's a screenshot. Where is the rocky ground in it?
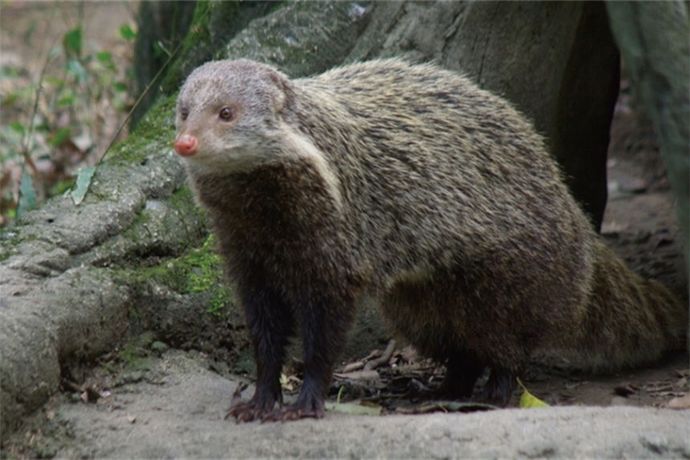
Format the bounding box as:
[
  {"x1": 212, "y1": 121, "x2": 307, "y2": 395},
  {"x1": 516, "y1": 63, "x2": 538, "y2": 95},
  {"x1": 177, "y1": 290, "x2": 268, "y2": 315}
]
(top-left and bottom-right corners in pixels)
[{"x1": 4, "y1": 350, "x2": 690, "y2": 459}]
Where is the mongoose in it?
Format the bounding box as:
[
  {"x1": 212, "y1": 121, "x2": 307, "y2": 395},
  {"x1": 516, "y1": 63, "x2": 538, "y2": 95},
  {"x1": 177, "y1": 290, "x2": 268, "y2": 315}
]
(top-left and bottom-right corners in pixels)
[{"x1": 174, "y1": 58, "x2": 687, "y2": 421}]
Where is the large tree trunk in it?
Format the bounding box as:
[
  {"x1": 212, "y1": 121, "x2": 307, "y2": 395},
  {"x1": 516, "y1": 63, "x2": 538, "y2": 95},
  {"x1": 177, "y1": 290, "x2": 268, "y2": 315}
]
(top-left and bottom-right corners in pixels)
[
  {"x1": 1, "y1": 0, "x2": 685, "y2": 435},
  {"x1": 131, "y1": 1, "x2": 197, "y2": 127},
  {"x1": 606, "y1": 0, "x2": 690, "y2": 360}
]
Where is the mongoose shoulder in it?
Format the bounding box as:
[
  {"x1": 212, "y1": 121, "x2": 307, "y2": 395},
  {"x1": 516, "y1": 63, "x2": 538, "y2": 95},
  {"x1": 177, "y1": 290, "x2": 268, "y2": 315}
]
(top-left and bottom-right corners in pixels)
[{"x1": 174, "y1": 58, "x2": 686, "y2": 421}]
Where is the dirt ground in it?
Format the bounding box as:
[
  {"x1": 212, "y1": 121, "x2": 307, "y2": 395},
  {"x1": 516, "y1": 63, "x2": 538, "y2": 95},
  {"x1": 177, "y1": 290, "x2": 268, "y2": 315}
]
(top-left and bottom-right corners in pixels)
[{"x1": 4, "y1": 350, "x2": 690, "y2": 459}]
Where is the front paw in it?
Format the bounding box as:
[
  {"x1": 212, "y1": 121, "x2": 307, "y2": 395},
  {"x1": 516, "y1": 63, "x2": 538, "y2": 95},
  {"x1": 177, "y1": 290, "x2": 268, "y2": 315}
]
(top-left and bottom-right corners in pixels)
[
  {"x1": 225, "y1": 384, "x2": 280, "y2": 423},
  {"x1": 226, "y1": 399, "x2": 269, "y2": 423},
  {"x1": 261, "y1": 401, "x2": 325, "y2": 422},
  {"x1": 262, "y1": 387, "x2": 326, "y2": 422}
]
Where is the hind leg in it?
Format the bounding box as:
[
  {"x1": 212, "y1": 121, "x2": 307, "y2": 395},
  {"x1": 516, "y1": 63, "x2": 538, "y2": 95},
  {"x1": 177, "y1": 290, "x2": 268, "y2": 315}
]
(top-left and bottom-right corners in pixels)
[
  {"x1": 478, "y1": 367, "x2": 516, "y2": 406},
  {"x1": 439, "y1": 351, "x2": 485, "y2": 399}
]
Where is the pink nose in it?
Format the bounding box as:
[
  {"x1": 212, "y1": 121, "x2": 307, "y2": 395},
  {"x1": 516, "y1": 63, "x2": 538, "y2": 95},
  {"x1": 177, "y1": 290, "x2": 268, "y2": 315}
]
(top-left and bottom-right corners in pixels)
[{"x1": 174, "y1": 134, "x2": 198, "y2": 157}]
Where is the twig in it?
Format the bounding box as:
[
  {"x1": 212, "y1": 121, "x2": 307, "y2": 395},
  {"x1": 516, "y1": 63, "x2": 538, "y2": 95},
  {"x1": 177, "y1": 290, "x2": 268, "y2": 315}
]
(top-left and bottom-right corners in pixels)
[
  {"x1": 364, "y1": 339, "x2": 396, "y2": 370},
  {"x1": 21, "y1": 45, "x2": 55, "y2": 177},
  {"x1": 363, "y1": 349, "x2": 383, "y2": 361},
  {"x1": 341, "y1": 360, "x2": 365, "y2": 373},
  {"x1": 62, "y1": 379, "x2": 82, "y2": 392},
  {"x1": 230, "y1": 382, "x2": 248, "y2": 405}
]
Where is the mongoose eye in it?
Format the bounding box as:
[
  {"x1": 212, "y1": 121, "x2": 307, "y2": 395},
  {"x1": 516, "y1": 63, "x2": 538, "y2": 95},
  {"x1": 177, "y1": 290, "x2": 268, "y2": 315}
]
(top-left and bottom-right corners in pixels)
[
  {"x1": 219, "y1": 107, "x2": 235, "y2": 122},
  {"x1": 180, "y1": 107, "x2": 189, "y2": 121}
]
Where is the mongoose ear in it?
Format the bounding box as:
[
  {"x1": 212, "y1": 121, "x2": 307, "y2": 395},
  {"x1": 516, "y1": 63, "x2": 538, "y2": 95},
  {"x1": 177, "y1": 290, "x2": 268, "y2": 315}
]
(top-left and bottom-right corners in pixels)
[{"x1": 268, "y1": 70, "x2": 292, "y2": 112}]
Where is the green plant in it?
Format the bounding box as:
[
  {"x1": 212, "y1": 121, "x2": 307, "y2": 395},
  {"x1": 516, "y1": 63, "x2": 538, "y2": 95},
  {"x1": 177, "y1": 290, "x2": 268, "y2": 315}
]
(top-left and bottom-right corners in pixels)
[{"x1": 0, "y1": 9, "x2": 137, "y2": 225}]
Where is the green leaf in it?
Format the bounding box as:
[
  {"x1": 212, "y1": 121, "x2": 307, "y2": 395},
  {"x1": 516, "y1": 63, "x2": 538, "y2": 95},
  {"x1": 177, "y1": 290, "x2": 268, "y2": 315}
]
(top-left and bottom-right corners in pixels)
[
  {"x1": 66, "y1": 59, "x2": 88, "y2": 84},
  {"x1": 113, "y1": 81, "x2": 128, "y2": 92},
  {"x1": 96, "y1": 51, "x2": 116, "y2": 71},
  {"x1": 119, "y1": 24, "x2": 136, "y2": 41},
  {"x1": 9, "y1": 121, "x2": 25, "y2": 136},
  {"x1": 63, "y1": 27, "x2": 82, "y2": 56},
  {"x1": 2, "y1": 92, "x2": 19, "y2": 107},
  {"x1": 0, "y1": 66, "x2": 20, "y2": 78},
  {"x1": 517, "y1": 378, "x2": 549, "y2": 408},
  {"x1": 70, "y1": 166, "x2": 96, "y2": 205},
  {"x1": 96, "y1": 51, "x2": 112, "y2": 63},
  {"x1": 49, "y1": 178, "x2": 76, "y2": 196},
  {"x1": 17, "y1": 169, "x2": 37, "y2": 218},
  {"x1": 45, "y1": 75, "x2": 65, "y2": 86},
  {"x1": 49, "y1": 127, "x2": 71, "y2": 147},
  {"x1": 325, "y1": 401, "x2": 382, "y2": 416},
  {"x1": 57, "y1": 94, "x2": 76, "y2": 107},
  {"x1": 35, "y1": 122, "x2": 51, "y2": 133}
]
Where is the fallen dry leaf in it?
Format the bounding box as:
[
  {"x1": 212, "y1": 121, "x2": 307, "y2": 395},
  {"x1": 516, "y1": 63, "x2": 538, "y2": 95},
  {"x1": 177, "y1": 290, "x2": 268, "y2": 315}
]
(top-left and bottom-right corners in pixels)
[
  {"x1": 333, "y1": 369, "x2": 381, "y2": 383},
  {"x1": 341, "y1": 361, "x2": 365, "y2": 373},
  {"x1": 667, "y1": 393, "x2": 690, "y2": 410},
  {"x1": 364, "y1": 339, "x2": 396, "y2": 371}
]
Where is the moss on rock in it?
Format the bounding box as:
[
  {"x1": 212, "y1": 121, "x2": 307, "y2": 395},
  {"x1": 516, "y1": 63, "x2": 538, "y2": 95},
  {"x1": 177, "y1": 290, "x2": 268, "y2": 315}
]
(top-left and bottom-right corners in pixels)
[
  {"x1": 126, "y1": 234, "x2": 231, "y2": 315},
  {"x1": 108, "y1": 96, "x2": 177, "y2": 166}
]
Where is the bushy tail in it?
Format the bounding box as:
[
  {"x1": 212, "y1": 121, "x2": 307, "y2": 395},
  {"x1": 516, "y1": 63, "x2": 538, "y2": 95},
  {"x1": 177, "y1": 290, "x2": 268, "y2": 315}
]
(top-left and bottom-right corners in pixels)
[{"x1": 572, "y1": 240, "x2": 687, "y2": 372}]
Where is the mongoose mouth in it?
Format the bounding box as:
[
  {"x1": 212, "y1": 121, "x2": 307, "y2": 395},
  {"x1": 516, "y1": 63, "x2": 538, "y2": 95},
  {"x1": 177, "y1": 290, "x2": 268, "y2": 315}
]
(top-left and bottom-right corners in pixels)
[{"x1": 174, "y1": 134, "x2": 198, "y2": 157}]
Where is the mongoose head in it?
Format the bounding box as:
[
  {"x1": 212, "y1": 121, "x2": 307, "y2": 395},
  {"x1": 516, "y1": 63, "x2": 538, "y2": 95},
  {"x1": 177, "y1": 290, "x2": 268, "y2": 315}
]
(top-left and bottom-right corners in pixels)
[{"x1": 174, "y1": 59, "x2": 290, "y2": 173}]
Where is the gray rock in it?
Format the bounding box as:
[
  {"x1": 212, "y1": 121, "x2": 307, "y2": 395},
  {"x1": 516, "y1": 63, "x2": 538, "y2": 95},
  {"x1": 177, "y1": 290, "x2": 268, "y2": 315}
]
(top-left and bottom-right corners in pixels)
[{"x1": 29, "y1": 351, "x2": 689, "y2": 459}]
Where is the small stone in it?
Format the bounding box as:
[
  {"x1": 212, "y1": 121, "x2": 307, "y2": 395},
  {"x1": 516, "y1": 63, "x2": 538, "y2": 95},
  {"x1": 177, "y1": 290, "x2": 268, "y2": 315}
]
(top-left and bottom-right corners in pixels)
[
  {"x1": 119, "y1": 371, "x2": 144, "y2": 385},
  {"x1": 518, "y1": 442, "x2": 557, "y2": 458},
  {"x1": 609, "y1": 396, "x2": 631, "y2": 406},
  {"x1": 151, "y1": 341, "x2": 169, "y2": 353},
  {"x1": 640, "y1": 434, "x2": 668, "y2": 455},
  {"x1": 667, "y1": 393, "x2": 690, "y2": 409}
]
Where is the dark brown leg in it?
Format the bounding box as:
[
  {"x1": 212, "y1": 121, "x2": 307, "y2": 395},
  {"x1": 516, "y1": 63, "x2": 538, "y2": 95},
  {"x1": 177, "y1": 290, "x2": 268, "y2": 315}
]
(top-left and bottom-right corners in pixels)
[
  {"x1": 478, "y1": 367, "x2": 516, "y2": 406},
  {"x1": 264, "y1": 294, "x2": 354, "y2": 421},
  {"x1": 227, "y1": 286, "x2": 294, "y2": 422},
  {"x1": 440, "y1": 351, "x2": 485, "y2": 399}
]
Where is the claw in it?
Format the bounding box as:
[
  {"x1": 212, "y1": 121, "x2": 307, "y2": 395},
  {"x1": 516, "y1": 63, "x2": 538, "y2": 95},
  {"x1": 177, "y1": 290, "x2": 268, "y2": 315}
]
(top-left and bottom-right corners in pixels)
[
  {"x1": 260, "y1": 404, "x2": 325, "y2": 422},
  {"x1": 225, "y1": 382, "x2": 283, "y2": 423},
  {"x1": 259, "y1": 408, "x2": 282, "y2": 423},
  {"x1": 284, "y1": 406, "x2": 324, "y2": 420},
  {"x1": 226, "y1": 396, "x2": 279, "y2": 423},
  {"x1": 226, "y1": 401, "x2": 260, "y2": 423}
]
